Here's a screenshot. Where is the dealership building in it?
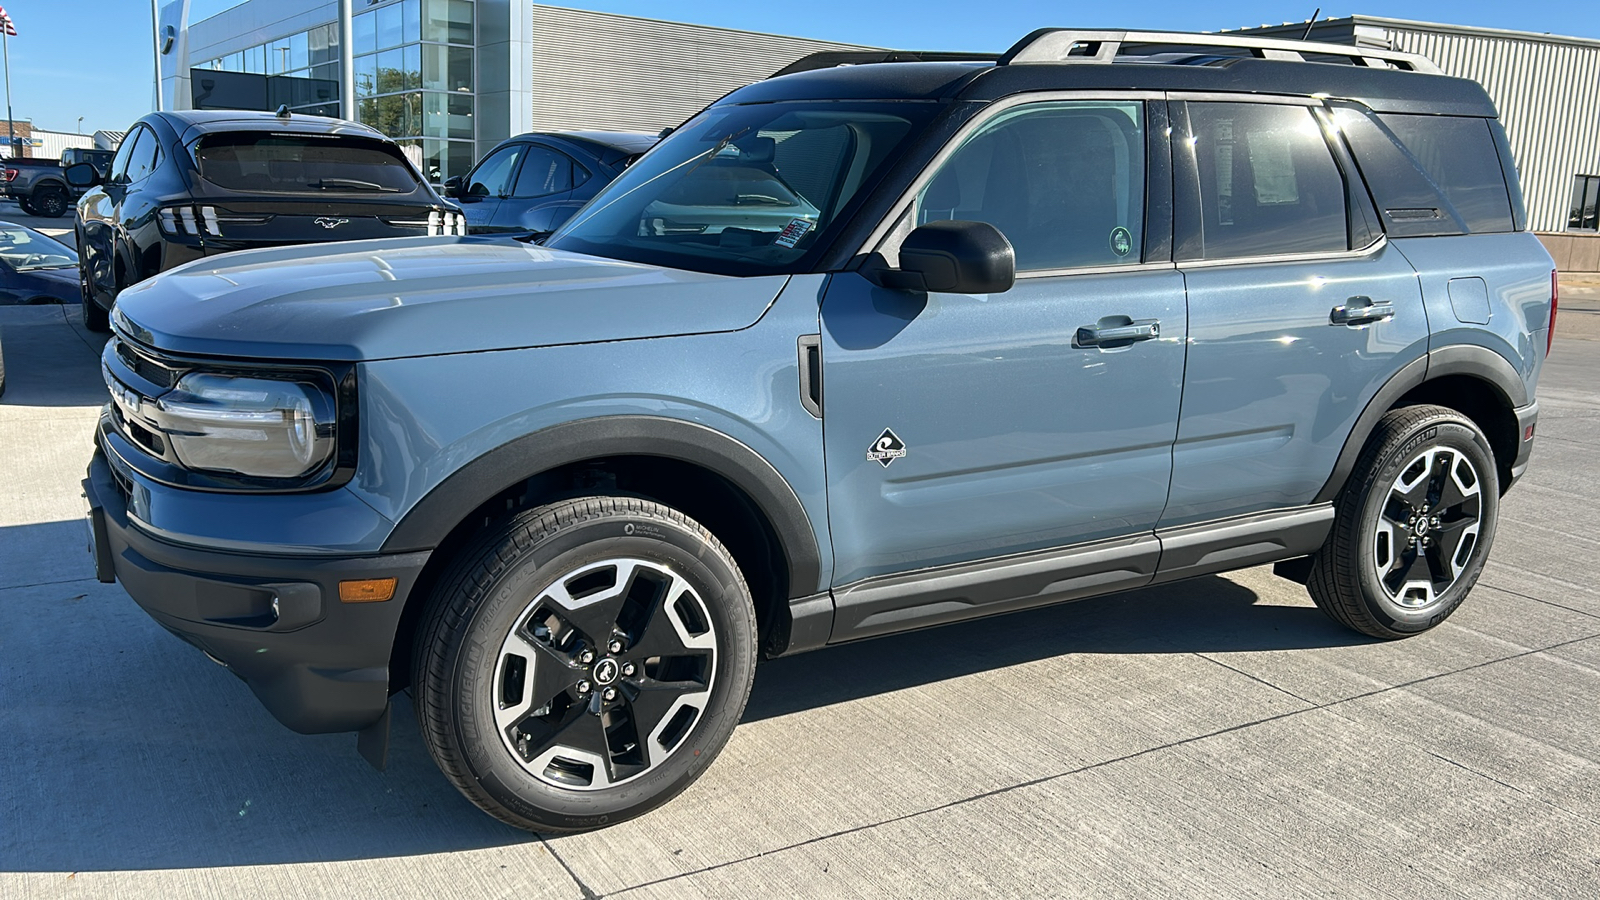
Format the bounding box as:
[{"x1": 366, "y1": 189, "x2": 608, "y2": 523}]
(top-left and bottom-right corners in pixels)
[{"x1": 162, "y1": 6, "x2": 1597, "y2": 270}]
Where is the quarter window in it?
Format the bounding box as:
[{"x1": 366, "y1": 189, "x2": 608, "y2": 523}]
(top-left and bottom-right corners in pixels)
[
  {"x1": 915, "y1": 101, "x2": 1147, "y2": 271},
  {"x1": 1571, "y1": 175, "x2": 1600, "y2": 232},
  {"x1": 1187, "y1": 103, "x2": 1349, "y2": 259},
  {"x1": 1375, "y1": 114, "x2": 1515, "y2": 234}
]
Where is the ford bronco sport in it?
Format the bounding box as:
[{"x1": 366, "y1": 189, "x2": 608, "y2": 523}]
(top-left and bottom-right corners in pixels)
[{"x1": 85, "y1": 30, "x2": 1555, "y2": 832}]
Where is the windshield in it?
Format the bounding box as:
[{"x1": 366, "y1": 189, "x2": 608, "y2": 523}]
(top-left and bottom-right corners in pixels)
[
  {"x1": 0, "y1": 225, "x2": 77, "y2": 270},
  {"x1": 545, "y1": 101, "x2": 939, "y2": 276},
  {"x1": 191, "y1": 134, "x2": 420, "y2": 194}
]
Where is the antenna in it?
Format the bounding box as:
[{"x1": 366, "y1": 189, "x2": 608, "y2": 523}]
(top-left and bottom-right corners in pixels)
[{"x1": 1301, "y1": 8, "x2": 1321, "y2": 41}]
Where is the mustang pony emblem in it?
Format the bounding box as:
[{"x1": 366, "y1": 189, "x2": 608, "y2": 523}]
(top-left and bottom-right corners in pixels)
[{"x1": 314, "y1": 217, "x2": 350, "y2": 229}]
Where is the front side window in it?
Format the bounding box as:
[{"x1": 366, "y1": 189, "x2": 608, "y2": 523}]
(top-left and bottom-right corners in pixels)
[
  {"x1": 547, "y1": 100, "x2": 937, "y2": 277},
  {"x1": 915, "y1": 100, "x2": 1147, "y2": 271},
  {"x1": 192, "y1": 134, "x2": 420, "y2": 194},
  {"x1": 108, "y1": 127, "x2": 142, "y2": 183},
  {"x1": 1571, "y1": 175, "x2": 1600, "y2": 232},
  {"x1": 467, "y1": 145, "x2": 522, "y2": 197},
  {"x1": 1188, "y1": 102, "x2": 1349, "y2": 259},
  {"x1": 125, "y1": 130, "x2": 162, "y2": 184}
]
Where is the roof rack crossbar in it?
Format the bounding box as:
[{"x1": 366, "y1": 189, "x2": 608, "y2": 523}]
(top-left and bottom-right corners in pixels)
[
  {"x1": 998, "y1": 29, "x2": 1441, "y2": 74},
  {"x1": 771, "y1": 50, "x2": 998, "y2": 79}
]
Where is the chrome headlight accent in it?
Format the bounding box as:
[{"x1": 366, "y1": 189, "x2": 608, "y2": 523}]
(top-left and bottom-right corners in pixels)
[{"x1": 158, "y1": 373, "x2": 336, "y2": 479}]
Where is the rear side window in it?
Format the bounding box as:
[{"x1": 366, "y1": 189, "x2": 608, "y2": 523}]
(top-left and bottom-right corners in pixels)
[
  {"x1": 916, "y1": 100, "x2": 1147, "y2": 271},
  {"x1": 1334, "y1": 108, "x2": 1515, "y2": 236},
  {"x1": 512, "y1": 146, "x2": 575, "y2": 198},
  {"x1": 192, "y1": 134, "x2": 419, "y2": 194},
  {"x1": 1186, "y1": 102, "x2": 1349, "y2": 260}
]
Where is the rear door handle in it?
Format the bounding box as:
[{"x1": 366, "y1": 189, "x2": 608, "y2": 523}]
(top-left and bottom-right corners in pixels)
[
  {"x1": 1076, "y1": 318, "x2": 1160, "y2": 347},
  {"x1": 1330, "y1": 296, "x2": 1395, "y2": 326}
]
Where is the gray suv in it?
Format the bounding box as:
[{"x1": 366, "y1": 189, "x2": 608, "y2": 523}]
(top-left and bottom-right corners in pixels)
[{"x1": 84, "y1": 30, "x2": 1555, "y2": 833}]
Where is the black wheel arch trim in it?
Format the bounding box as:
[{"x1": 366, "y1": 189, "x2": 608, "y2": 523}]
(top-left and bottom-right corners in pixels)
[
  {"x1": 1314, "y1": 345, "x2": 1528, "y2": 504},
  {"x1": 379, "y1": 415, "x2": 823, "y2": 599}
]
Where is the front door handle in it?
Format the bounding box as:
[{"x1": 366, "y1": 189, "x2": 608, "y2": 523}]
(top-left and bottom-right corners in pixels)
[
  {"x1": 1330, "y1": 296, "x2": 1395, "y2": 326},
  {"x1": 1076, "y1": 318, "x2": 1160, "y2": 347}
]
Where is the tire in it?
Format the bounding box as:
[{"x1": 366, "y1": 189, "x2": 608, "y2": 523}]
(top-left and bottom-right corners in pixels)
[
  {"x1": 80, "y1": 265, "x2": 110, "y2": 333},
  {"x1": 1309, "y1": 404, "x2": 1499, "y2": 639},
  {"x1": 31, "y1": 187, "x2": 69, "y2": 218},
  {"x1": 16, "y1": 198, "x2": 35, "y2": 216},
  {"x1": 413, "y1": 496, "x2": 758, "y2": 833}
]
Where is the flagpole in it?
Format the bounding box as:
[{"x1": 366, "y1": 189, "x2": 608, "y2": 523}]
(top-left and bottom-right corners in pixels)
[{"x1": 2, "y1": 28, "x2": 14, "y2": 158}]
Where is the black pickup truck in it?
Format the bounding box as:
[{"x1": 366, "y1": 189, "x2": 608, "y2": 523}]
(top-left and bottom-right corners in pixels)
[{"x1": 3, "y1": 151, "x2": 111, "y2": 217}]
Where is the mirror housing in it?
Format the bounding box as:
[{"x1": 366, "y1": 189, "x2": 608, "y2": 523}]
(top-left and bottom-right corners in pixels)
[
  {"x1": 442, "y1": 175, "x2": 464, "y2": 199},
  {"x1": 64, "y1": 162, "x2": 102, "y2": 189},
  {"x1": 871, "y1": 220, "x2": 1016, "y2": 294}
]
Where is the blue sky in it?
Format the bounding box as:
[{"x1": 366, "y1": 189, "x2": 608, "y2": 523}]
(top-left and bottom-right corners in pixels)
[{"x1": 5, "y1": 1, "x2": 1597, "y2": 137}]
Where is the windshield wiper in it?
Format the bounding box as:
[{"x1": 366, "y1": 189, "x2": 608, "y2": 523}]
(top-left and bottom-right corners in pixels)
[{"x1": 310, "y1": 177, "x2": 398, "y2": 192}]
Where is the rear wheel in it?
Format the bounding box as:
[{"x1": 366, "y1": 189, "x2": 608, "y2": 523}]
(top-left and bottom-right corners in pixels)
[
  {"x1": 16, "y1": 197, "x2": 36, "y2": 216},
  {"x1": 1309, "y1": 405, "x2": 1498, "y2": 638},
  {"x1": 31, "y1": 187, "x2": 68, "y2": 218},
  {"x1": 79, "y1": 263, "x2": 109, "y2": 333},
  {"x1": 413, "y1": 496, "x2": 757, "y2": 832}
]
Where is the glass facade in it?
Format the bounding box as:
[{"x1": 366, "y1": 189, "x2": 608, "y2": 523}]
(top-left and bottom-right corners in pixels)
[{"x1": 197, "y1": 0, "x2": 476, "y2": 183}]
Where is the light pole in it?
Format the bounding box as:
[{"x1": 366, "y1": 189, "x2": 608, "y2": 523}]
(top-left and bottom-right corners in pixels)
[{"x1": 77, "y1": 116, "x2": 83, "y2": 134}]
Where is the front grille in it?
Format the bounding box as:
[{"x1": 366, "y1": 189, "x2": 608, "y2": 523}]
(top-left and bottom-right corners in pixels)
[{"x1": 115, "y1": 338, "x2": 180, "y2": 389}]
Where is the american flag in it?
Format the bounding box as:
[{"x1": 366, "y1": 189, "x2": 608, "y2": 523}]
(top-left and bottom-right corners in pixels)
[{"x1": 0, "y1": 7, "x2": 15, "y2": 37}]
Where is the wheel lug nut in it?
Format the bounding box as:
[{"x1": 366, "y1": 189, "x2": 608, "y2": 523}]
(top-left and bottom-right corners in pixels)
[
  {"x1": 622, "y1": 662, "x2": 636, "y2": 676},
  {"x1": 576, "y1": 680, "x2": 591, "y2": 694},
  {"x1": 578, "y1": 650, "x2": 594, "y2": 664},
  {"x1": 608, "y1": 639, "x2": 624, "y2": 654},
  {"x1": 602, "y1": 687, "x2": 616, "y2": 701}
]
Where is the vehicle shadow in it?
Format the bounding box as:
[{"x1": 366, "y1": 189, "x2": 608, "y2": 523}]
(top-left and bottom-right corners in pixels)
[
  {"x1": 1, "y1": 522, "x2": 1362, "y2": 873},
  {"x1": 746, "y1": 574, "x2": 1367, "y2": 722},
  {"x1": 0, "y1": 303, "x2": 110, "y2": 409}
]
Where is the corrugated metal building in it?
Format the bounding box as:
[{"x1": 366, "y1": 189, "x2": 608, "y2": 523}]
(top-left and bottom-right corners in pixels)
[
  {"x1": 1232, "y1": 17, "x2": 1600, "y2": 273},
  {"x1": 182, "y1": 0, "x2": 868, "y2": 183}
]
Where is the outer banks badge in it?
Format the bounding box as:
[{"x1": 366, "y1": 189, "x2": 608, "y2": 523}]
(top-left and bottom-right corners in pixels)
[
  {"x1": 866, "y1": 428, "x2": 907, "y2": 468},
  {"x1": 773, "y1": 217, "x2": 815, "y2": 248},
  {"x1": 1110, "y1": 226, "x2": 1134, "y2": 258}
]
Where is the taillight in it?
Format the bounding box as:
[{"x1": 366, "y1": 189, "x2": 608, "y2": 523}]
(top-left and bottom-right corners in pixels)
[
  {"x1": 3, "y1": 168, "x2": 15, "y2": 182},
  {"x1": 1548, "y1": 269, "x2": 1558, "y2": 357}
]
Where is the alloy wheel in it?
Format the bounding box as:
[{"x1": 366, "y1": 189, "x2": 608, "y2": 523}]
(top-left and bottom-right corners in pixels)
[
  {"x1": 1372, "y1": 446, "x2": 1483, "y2": 608},
  {"x1": 492, "y1": 557, "x2": 717, "y2": 790}
]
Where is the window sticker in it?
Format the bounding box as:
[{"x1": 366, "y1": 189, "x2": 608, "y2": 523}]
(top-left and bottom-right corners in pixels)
[
  {"x1": 773, "y1": 217, "x2": 815, "y2": 248},
  {"x1": 1249, "y1": 133, "x2": 1300, "y2": 205},
  {"x1": 1110, "y1": 226, "x2": 1133, "y2": 258}
]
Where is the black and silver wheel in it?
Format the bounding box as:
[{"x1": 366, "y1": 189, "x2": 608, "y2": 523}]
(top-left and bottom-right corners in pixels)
[
  {"x1": 1309, "y1": 404, "x2": 1499, "y2": 638},
  {"x1": 31, "y1": 187, "x2": 68, "y2": 218},
  {"x1": 414, "y1": 496, "x2": 757, "y2": 832}
]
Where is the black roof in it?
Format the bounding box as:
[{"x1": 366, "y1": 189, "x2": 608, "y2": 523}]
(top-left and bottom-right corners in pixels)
[
  {"x1": 147, "y1": 109, "x2": 387, "y2": 143},
  {"x1": 545, "y1": 131, "x2": 659, "y2": 155},
  {"x1": 731, "y1": 56, "x2": 1499, "y2": 118}
]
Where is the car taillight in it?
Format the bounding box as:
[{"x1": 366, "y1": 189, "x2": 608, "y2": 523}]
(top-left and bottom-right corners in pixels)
[
  {"x1": 157, "y1": 204, "x2": 267, "y2": 238},
  {"x1": 1548, "y1": 269, "x2": 1558, "y2": 357},
  {"x1": 3, "y1": 168, "x2": 15, "y2": 182}
]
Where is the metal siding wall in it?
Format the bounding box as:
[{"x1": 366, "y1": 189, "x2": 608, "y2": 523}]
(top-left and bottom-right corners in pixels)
[
  {"x1": 1381, "y1": 26, "x2": 1600, "y2": 232},
  {"x1": 34, "y1": 131, "x2": 96, "y2": 160},
  {"x1": 526, "y1": 6, "x2": 872, "y2": 133}
]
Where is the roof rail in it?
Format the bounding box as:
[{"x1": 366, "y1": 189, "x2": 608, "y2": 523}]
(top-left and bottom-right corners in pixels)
[
  {"x1": 997, "y1": 29, "x2": 1441, "y2": 74},
  {"x1": 772, "y1": 50, "x2": 997, "y2": 79}
]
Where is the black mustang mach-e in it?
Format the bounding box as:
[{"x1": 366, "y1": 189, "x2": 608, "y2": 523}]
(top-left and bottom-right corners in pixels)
[{"x1": 68, "y1": 109, "x2": 464, "y2": 332}]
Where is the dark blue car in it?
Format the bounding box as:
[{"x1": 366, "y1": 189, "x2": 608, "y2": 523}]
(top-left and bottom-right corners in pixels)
[
  {"x1": 445, "y1": 131, "x2": 657, "y2": 236},
  {"x1": 0, "y1": 222, "x2": 79, "y2": 305}
]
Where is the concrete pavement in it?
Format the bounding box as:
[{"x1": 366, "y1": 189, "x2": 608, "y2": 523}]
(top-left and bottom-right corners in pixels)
[{"x1": 1, "y1": 305, "x2": 1597, "y2": 898}]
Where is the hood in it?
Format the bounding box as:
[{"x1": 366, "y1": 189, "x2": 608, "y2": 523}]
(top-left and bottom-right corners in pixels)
[{"x1": 112, "y1": 236, "x2": 789, "y2": 361}]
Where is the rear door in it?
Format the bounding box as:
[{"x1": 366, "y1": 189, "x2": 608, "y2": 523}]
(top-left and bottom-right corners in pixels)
[
  {"x1": 820, "y1": 96, "x2": 1186, "y2": 636},
  {"x1": 1159, "y1": 97, "x2": 1428, "y2": 527},
  {"x1": 490, "y1": 143, "x2": 584, "y2": 234}
]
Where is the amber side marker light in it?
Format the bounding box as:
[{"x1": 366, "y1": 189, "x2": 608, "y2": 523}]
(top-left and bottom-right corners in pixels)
[{"x1": 340, "y1": 578, "x2": 397, "y2": 603}]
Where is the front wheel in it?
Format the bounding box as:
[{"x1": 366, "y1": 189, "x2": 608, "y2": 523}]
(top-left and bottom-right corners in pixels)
[
  {"x1": 1309, "y1": 405, "x2": 1499, "y2": 638},
  {"x1": 413, "y1": 496, "x2": 758, "y2": 832}
]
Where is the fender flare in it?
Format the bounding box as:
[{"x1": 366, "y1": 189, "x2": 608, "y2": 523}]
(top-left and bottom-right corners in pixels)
[
  {"x1": 1313, "y1": 345, "x2": 1526, "y2": 503},
  {"x1": 380, "y1": 415, "x2": 823, "y2": 598}
]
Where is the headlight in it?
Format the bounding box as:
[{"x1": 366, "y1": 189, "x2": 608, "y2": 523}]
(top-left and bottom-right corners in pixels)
[{"x1": 157, "y1": 373, "x2": 336, "y2": 479}]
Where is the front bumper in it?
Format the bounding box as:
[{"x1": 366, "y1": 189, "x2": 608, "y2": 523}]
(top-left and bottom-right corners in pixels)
[{"x1": 85, "y1": 450, "x2": 430, "y2": 734}]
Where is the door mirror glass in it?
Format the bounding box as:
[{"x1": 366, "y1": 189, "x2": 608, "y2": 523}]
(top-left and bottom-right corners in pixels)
[
  {"x1": 877, "y1": 220, "x2": 1015, "y2": 294},
  {"x1": 64, "y1": 162, "x2": 102, "y2": 188}
]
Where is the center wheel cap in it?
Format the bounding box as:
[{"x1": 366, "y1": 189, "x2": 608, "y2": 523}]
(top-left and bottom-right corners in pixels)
[
  {"x1": 592, "y1": 657, "x2": 620, "y2": 686},
  {"x1": 1415, "y1": 518, "x2": 1431, "y2": 536}
]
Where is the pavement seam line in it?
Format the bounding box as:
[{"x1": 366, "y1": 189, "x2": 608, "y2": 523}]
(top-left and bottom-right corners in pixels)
[
  {"x1": 1194, "y1": 652, "x2": 1318, "y2": 705},
  {"x1": 1478, "y1": 580, "x2": 1600, "y2": 621},
  {"x1": 538, "y1": 835, "x2": 603, "y2": 900},
  {"x1": 0, "y1": 576, "x2": 99, "y2": 592},
  {"x1": 602, "y1": 631, "x2": 1600, "y2": 897}
]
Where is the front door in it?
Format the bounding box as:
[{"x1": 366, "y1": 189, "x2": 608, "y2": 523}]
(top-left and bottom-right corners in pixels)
[
  {"x1": 820, "y1": 98, "x2": 1187, "y2": 636},
  {"x1": 458, "y1": 143, "x2": 524, "y2": 232}
]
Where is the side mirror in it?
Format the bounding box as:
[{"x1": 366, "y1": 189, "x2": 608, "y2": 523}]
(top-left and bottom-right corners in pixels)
[
  {"x1": 872, "y1": 220, "x2": 1015, "y2": 294},
  {"x1": 64, "y1": 162, "x2": 102, "y2": 189},
  {"x1": 443, "y1": 175, "x2": 464, "y2": 199}
]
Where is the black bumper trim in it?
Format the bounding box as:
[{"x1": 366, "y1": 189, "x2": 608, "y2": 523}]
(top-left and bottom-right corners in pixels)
[
  {"x1": 85, "y1": 451, "x2": 430, "y2": 734},
  {"x1": 1509, "y1": 401, "x2": 1538, "y2": 487}
]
